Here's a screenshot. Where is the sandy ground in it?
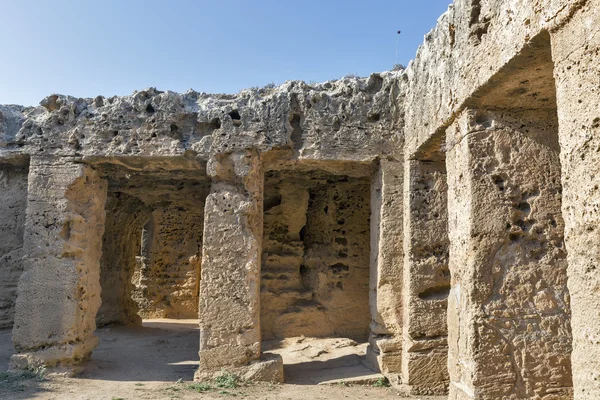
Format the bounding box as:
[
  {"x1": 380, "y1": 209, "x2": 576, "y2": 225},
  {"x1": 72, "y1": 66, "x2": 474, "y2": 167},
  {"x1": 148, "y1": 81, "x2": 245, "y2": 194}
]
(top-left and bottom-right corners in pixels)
[{"x1": 0, "y1": 320, "x2": 446, "y2": 400}]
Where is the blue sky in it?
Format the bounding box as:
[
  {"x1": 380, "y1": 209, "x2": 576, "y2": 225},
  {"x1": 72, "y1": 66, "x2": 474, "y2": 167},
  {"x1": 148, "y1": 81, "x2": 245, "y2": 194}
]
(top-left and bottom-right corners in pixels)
[{"x1": 0, "y1": 0, "x2": 452, "y2": 106}]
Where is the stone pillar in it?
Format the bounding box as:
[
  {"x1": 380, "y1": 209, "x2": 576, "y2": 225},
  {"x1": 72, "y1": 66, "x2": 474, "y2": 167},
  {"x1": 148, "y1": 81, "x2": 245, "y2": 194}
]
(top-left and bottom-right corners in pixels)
[
  {"x1": 445, "y1": 110, "x2": 572, "y2": 399},
  {"x1": 401, "y1": 158, "x2": 449, "y2": 395},
  {"x1": 196, "y1": 150, "x2": 283, "y2": 382},
  {"x1": 0, "y1": 160, "x2": 28, "y2": 329},
  {"x1": 367, "y1": 159, "x2": 404, "y2": 380},
  {"x1": 11, "y1": 156, "x2": 107, "y2": 368},
  {"x1": 552, "y1": 3, "x2": 600, "y2": 398}
]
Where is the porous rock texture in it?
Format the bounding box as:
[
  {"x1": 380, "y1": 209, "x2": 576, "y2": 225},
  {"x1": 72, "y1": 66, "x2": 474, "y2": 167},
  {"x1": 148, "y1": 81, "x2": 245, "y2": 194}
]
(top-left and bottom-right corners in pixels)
[
  {"x1": 367, "y1": 159, "x2": 404, "y2": 383},
  {"x1": 402, "y1": 157, "x2": 450, "y2": 395},
  {"x1": 133, "y1": 206, "x2": 204, "y2": 319},
  {"x1": 401, "y1": 0, "x2": 597, "y2": 398},
  {"x1": 196, "y1": 150, "x2": 277, "y2": 381},
  {"x1": 261, "y1": 168, "x2": 371, "y2": 342},
  {"x1": 446, "y1": 110, "x2": 571, "y2": 399},
  {"x1": 96, "y1": 191, "x2": 151, "y2": 326},
  {"x1": 94, "y1": 163, "x2": 211, "y2": 326},
  {"x1": 552, "y1": 3, "x2": 600, "y2": 398},
  {"x1": 11, "y1": 157, "x2": 107, "y2": 368},
  {"x1": 0, "y1": 159, "x2": 28, "y2": 329},
  {"x1": 2, "y1": 0, "x2": 600, "y2": 398}
]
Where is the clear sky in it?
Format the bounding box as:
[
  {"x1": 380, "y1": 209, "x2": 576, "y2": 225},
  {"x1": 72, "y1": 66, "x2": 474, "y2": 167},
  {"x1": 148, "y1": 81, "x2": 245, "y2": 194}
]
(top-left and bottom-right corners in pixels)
[{"x1": 0, "y1": 0, "x2": 452, "y2": 106}]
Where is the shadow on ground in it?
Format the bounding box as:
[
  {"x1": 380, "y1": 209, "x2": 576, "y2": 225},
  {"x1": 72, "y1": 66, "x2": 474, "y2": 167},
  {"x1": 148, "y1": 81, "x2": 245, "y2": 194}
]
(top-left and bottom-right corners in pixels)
[
  {"x1": 0, "y1": 329, "x2": 52, "y2": 399},
  {"x1": 282, "y1": 354, "x2": 381, "y2": 385},
  {"x1": 78, "y1": 319, "x2": 200, "y2": 382}
]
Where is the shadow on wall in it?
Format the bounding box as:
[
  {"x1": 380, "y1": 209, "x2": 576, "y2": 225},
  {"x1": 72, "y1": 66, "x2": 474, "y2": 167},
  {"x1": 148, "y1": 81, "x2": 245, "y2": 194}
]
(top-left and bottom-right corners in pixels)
[{"x1": 93, "y1": 160, "x2": 211, "y2": 327}]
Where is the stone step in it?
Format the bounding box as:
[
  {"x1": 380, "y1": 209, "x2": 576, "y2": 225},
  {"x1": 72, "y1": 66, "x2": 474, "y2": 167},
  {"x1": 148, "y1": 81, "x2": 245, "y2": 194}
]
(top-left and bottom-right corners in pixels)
[{"x1": 317, "y1": 371, "x2": 385, "y2": 386}]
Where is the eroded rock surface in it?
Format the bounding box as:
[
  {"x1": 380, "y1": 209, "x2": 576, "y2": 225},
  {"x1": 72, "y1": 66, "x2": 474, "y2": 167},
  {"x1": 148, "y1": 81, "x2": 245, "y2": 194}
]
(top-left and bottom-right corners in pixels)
[
  {"x1": 0, "y1": 160, "x2": 28, "y2": 329},
  {"x1": 261, "y1": 168, "x2": 371, "y2": 342},
  {"x1": 2, "y1": 0, "x2": 600, "y2": 398},
  {"x1": 1, "y1": 74, "x2": 401, "y2": 163}
]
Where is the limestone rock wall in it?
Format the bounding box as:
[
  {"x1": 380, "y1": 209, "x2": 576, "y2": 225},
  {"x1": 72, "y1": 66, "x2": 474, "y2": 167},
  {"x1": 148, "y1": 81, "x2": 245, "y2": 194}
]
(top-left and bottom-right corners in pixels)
[
  {"x1": 134, "y1": 206, "x2": 203, "y2": 319},
  {"x1": 0, "y1": 105, "x2": 26, "y2": 145},
  {"x1": 403, "y1": 0, "x2": 588, "y2": 156},
  {"x1": 261, "y1": 168, "x2": 371, "y2": 342},
  {"x1": 0, "y1": 72, "x2": 402, "y2": 378},
  {"x1": 552, "y1": 1, "x2": 600, "y2": 398},
  {"x1": 0, "y1": 161, "x2": 28, "y2": 329},
  {"x1": 96, "y1": 192, "x2": 151, "y2": 326},
  {"x1": 3, "y1": 0, "x2": 600, "y2": 394},
  {"x1": 1, "y1": 73, "x2": 402, "y2": 166},
  {"x1": 93, "y1": 160, "x2": 210, "y2": 323},
  {"x1": 197, "y1": 151, "x2": 270, "y2": 378},
  {"x1": 399, "y1": 0, "x2": 591, "y2": 396},
  {"x1": 446, "y1": 110, "x2": 572, "y2": 399}
]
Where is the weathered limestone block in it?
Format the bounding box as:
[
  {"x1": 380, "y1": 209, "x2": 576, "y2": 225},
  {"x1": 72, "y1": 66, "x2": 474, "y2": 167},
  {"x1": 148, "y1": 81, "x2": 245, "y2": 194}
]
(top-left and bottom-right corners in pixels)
[
  {"x1": 446, "y1": 111, "x2": 572, "y2": 400},
  {"x1": 401, "y1": 158, "x2": 449, "y2": 395},
  {"x1": 367, "y1": 160, "x2": 404, "y2": 378},
  {"x1": 0, "y1": 160, "x2": 28, "y2": 329},
  {"x1": 7, "y1": 73, "x2": 400, "y2": 165},
  {"x1": 196, "y1": 150, "x2": 283, "y2": 382},
  {"x1": 11, "y1": 156, "x2": 107, "y2": 368},
  {"x1": 552, "y1": 2, "x2": 600, "y2": 398}
]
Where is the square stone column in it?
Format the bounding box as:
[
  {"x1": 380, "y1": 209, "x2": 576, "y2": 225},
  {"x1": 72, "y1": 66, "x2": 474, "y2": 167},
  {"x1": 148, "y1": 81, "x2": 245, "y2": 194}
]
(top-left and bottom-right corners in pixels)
[
  {"x1": 196, "y1": 150, "x2": 283, "y2": 382},
  {"x1": 445, "y1": 111, "x2": 572, "y2": 399},
  {"x1": 367, "y1": 159, "x2": 404, "y2": 380},
  {"x1": 552, "y1": 4, "x2": 600, "y2": 398},
  {"x1": 401, "y1": 158, "x2": 449, "y2": 395},
  {"x1": 0, "y1": 160, "x2": 28, "y2": 329},
  {"x1": 11, "y1": 156, "x2": 107, "y2": 369}
]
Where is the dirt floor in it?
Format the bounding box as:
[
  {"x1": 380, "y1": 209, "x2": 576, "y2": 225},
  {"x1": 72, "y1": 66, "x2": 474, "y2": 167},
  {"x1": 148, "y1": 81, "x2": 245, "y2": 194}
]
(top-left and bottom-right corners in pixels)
[{"x1": 0, "y1": 320, "x2": 446, "y2": 400}]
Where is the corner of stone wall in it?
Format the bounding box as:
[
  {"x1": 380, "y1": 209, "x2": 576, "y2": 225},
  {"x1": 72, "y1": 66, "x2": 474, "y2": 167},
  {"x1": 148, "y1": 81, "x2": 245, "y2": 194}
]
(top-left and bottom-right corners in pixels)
[{"x1": 367, "y1": 158, "x2": 404, "y2": 382}]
